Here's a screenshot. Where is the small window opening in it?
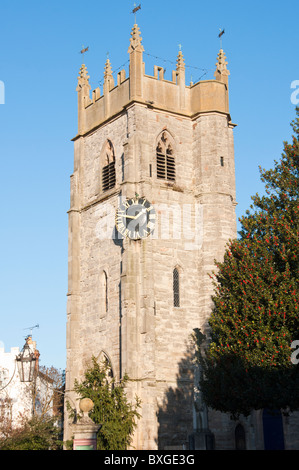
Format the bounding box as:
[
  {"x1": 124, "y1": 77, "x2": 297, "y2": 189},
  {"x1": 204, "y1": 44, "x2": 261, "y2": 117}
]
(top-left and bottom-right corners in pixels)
[
  {"x1": 101, "y1": 271, "x2": 108, "y2": 315},
  {"x1": 173, "y1": 268, "x2": 180, "y2": 307},
  {"x1": 220, "y1": 156, "x2": 224, "y2": 167}
]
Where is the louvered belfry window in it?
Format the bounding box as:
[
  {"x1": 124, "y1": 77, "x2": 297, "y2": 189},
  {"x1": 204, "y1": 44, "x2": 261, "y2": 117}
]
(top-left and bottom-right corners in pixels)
[
  {"x1": 102, "y1": 140, "x2": 116, "y2": 191},
  {"x1": 156, "y1": 132, "x2": 175, "y2": 181}
]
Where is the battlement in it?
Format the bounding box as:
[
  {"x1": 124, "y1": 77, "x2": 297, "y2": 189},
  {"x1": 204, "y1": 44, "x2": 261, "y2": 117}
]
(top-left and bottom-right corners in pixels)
[{"x1": 74, "y1": 24, "x2": 230, "y2": 138}]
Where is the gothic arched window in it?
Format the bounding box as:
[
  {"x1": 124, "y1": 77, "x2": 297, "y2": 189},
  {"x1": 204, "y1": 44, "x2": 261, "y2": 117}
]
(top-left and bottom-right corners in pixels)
[
  {"x1": 173, "y1": 268, "x2": 180, "y2": 307},
  {"x1": 99, "y1": 351, "x2": 114, "y2": 387},
  {"x1": 102, "y1": 140, "x2": 116, "y2": 191},
  {"x1": 156, "y1": 132, "x2": 175, "y2": 181}
]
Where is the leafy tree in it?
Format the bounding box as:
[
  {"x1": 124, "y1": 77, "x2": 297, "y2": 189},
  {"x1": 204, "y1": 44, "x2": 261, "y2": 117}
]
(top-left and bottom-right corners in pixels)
[
  {"x1": 196, "y1": 107, "x2": 299, "y2": 418},
  {"x1": 71, "y1": 356, "x2": 141, "y2": 450},
  {"x1": 36, "y1": 365, "x2": 65, "y2": 419},
  {"x1": 0, "y1": 416, "x2": 63, "y2": 450},
  {"x1": 0, "y1": 365, "x2": 64, "y2": 450}
]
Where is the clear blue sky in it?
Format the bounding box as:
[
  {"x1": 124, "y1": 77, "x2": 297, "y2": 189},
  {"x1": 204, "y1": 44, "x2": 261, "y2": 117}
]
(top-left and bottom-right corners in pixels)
[{"x1": 0, "y1": 0, "x2": 298, "y2": 370}]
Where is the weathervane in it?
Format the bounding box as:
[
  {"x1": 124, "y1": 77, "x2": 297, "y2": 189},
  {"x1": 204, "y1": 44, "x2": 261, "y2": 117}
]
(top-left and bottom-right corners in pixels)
[
  {"x1": 218, "y1": 29, "x2": 225, "y2": 49},
  {"x1": 132, "y1": 3, "x2": 141, "y2": 23},
  {"x1": 23, "y1": 324, "x2": 39, "y2": 338},
  {"x1": 80, "y1": 45, "x2": 89, "y2": 62}
]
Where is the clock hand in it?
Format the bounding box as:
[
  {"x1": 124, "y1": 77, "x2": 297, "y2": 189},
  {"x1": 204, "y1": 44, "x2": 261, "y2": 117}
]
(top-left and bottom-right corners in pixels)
[
  {"x1": 134, "y1": 209, "x2": 147, "y2": 219},
  {"x1": 123, "y1": 209, "x2": 147, "y2": 220}
]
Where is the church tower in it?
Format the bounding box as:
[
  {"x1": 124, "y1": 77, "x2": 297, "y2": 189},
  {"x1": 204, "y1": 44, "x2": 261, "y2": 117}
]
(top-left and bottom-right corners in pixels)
[{"x1": 64, "y1": 23, "x2": 237, "y2": 450}]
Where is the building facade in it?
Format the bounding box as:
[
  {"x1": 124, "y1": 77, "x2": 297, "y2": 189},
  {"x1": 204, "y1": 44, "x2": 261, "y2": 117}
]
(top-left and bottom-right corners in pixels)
[
  {"x1": 64, "y1": 22, "x2": 237, "y2": 450},
  {"x1": 0, "y1": 337, "x2": 55, "y2": 432},
  {"x1": 64, "y1": 23, "x2": 299, "y2": 450}
]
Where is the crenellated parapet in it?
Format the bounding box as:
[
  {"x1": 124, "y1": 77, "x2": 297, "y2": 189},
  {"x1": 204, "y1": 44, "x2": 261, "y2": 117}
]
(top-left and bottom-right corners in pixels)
[{"x1": 74, "y1": 24, "x2": 231, "y2": 138}]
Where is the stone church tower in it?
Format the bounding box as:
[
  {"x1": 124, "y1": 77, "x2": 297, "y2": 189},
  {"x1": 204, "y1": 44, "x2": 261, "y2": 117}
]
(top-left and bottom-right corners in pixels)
[{"x1": 64, "y1": 23, "x2": 237, "y2": 450}]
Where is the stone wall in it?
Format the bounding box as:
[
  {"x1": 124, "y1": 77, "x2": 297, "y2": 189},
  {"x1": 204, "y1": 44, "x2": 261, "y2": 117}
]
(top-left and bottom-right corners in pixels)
[
  {"x1": 65, "y1": 100, "x2": 237, "y2": 449},
  {"x1": 65, "y1": 23, "x2": 238, "y2": 450}
]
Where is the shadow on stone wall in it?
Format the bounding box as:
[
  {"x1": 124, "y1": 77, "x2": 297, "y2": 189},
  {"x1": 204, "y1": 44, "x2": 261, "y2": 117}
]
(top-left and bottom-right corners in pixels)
[{"x1": 155, "y1": 339, "x2": 195, "y2": 449}]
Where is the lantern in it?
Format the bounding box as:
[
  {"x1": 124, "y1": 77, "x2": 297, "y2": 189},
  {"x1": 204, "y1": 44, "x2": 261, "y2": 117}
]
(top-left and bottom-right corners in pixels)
[{"x1": 16, "y1": 336, "x2": 37, "y2": 382}]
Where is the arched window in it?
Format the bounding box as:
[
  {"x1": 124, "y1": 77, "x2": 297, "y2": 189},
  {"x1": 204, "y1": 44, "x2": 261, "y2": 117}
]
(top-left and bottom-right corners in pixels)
[
  {"x1": 102, "y1": 140, "x2": 116, "y2": 191},
  {"x1": 103, "y1": 271, "x2": 108, "y2": 314},
  {"x1": 156, "y1": 131, "x2": 175, "y2": 181},
  {"x1": 99, "y1": 351, "x2": 114, "y2": 386},
  {"x1": 99, "y1": 271, "x2": 108, "y2": 318},
  {"x1": 173, "y1": 268, "x2": 180, "y2": 307},
  {"x1": 235, "y1": 424, "x2": 246, "y2": 450}
]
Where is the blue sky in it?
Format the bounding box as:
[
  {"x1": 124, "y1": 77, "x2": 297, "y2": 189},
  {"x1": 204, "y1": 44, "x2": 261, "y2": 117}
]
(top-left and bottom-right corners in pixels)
[{"x1": 0, "y1": 0, "x2": 298, "y2": 370}]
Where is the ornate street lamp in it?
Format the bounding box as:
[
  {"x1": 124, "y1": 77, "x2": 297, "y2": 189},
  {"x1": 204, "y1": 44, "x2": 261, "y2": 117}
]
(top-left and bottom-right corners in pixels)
[{"x1": 16, "y1": 336, "x2": 37, "y2": 382}]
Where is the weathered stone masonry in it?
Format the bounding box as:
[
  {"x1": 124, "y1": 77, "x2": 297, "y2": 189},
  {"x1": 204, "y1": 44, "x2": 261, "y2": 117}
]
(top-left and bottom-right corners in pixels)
[{"x1": 64, "y1": 23, "x2": 239, "y2": 450}]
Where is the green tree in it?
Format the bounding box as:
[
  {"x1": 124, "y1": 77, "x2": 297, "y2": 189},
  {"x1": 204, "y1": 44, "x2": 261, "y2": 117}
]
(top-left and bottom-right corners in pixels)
[
  {"x1": 196, "y1": 107, "x2": 299, "y2": 418},
  {"x1": 71, "y1": 356, "x2": 141, "y2": 450},
  {"x1": 0, "y1": 365, "x2": 64, "y2": 450},
  {"x1": 0, "y1": 416, "x2": 63, "y2": 450}
]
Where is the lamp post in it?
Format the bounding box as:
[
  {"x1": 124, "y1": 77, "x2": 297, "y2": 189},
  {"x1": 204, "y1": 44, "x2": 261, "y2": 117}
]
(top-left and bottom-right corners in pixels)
[{"x1": 16, "y1": 336, "x2": 37, "y2": 383}]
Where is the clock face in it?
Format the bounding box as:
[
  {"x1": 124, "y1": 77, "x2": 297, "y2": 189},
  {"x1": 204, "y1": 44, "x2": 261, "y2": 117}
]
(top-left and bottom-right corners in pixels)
[{"x1": 116, "y1": 197, "x2": 156, "y2": 240}]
